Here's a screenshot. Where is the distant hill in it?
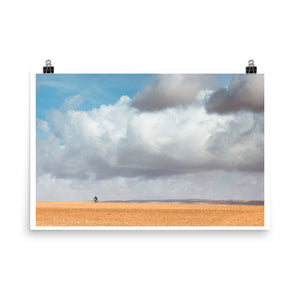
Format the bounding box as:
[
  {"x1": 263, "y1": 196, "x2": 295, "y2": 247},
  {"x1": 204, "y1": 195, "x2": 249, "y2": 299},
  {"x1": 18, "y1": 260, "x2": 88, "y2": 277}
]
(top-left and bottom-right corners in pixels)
[{"x1": 101, "y1": 199, "x2": 264, "y2": 206}]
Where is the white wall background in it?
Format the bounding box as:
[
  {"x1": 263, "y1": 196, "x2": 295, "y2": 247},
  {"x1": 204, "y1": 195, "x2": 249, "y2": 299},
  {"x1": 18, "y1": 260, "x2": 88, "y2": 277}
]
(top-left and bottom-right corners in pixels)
[{"x1": 0, "y1": 0, "x2": 299, "y2": 299}]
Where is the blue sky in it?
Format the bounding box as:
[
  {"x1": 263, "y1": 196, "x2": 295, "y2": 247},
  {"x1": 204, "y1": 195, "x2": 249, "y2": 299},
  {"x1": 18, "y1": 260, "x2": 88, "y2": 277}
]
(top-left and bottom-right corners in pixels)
[
  {"x1": 36, "y1": 74, "x2": 234, "y2": 120},
  {"x1": 36, "y1": 73, "x2": 263, "y2": 201}
]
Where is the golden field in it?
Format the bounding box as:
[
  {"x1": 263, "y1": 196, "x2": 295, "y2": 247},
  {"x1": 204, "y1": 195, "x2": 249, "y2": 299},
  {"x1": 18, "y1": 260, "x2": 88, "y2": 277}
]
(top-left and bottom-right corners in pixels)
[{"x1": 36, "y1": 201, "x2": 264, "y2": 227}]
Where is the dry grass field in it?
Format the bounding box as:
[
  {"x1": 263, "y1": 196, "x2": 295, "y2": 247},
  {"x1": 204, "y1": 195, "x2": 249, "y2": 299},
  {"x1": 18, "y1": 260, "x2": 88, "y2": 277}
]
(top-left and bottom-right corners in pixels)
[{"x1": 36, "y1": 201, "x2": 264, "y2": 227}]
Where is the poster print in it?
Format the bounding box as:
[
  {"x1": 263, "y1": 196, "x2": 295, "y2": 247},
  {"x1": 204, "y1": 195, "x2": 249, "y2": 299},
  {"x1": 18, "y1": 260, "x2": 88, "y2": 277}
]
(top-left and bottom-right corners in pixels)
[{"x1": 31, "y1": 73, "x2": 265, "y2": 229}]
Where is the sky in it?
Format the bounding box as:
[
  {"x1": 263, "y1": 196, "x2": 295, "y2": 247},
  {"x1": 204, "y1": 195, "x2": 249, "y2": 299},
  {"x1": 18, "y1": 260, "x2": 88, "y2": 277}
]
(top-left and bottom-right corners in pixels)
[{"x1": 36, "y1": 74, "x2": 264, "y2": 202}]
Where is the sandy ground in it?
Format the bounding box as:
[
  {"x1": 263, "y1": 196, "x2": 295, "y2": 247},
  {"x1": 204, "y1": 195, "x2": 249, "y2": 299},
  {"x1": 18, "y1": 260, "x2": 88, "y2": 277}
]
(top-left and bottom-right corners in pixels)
[{"x1": 36, "y1": 202, "x2": 264, "y2": 227}]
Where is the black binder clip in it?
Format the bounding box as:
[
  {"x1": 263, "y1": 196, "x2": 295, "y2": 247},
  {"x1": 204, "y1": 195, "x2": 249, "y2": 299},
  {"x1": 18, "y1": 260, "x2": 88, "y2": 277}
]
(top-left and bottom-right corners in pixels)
[
  {"x1": 246, "y1": 59, "x2": 257, "y2": 74},
  {"x1": 43, "y1": 59, "x2": 54, "y2": 73}
]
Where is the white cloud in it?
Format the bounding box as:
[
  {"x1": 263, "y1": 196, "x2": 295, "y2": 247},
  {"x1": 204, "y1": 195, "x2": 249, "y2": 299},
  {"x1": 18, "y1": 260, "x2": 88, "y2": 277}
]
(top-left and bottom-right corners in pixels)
[
  {"x1": 37, "y1": 94, "x2": 264, "y2": 183},
  {"x1": 61, "y1": 94, "x2": 86, "y2": 111},
  {"x1": 36, "y1": 119, "x2": 49, "y2": 132}
]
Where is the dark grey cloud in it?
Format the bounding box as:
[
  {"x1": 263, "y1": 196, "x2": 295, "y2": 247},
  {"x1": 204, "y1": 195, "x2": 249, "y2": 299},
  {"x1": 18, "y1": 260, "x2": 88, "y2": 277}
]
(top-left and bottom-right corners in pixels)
[
  {"x1": 205, "y1": 75, "x2": 264, "y2": 114},
  {"x1": 132, "y1": 74, "x2": 217, "y2": 111}
]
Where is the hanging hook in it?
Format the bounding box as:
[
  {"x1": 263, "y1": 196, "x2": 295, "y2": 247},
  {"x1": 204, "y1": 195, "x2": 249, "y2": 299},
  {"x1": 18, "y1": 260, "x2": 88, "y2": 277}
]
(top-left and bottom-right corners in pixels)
[
  {"x1": 43, "y1": 59, "x2": 54, "y2": 73},
  {"x1": 246, "y1": 59, "x2": 257, "y2": 74}
]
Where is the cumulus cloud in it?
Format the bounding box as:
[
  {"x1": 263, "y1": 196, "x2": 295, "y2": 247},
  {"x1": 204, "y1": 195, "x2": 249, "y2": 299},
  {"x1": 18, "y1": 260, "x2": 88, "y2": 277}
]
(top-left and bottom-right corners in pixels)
[
  {"x1": 37, "y1": 95, "x2": 264, "y2": 183},
  {"x1": 205, "y1": 75, "x2": 264, "y2": 114},
  {"x1": 132, "y1": 74, "x2": 217, "y2": 111}
]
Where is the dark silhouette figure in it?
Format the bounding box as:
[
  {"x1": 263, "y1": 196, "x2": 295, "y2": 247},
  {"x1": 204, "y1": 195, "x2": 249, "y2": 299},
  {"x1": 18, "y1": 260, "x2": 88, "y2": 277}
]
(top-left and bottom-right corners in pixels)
[{"x1": 94, "y1": 196, "x2": 98, "y2": 203}]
